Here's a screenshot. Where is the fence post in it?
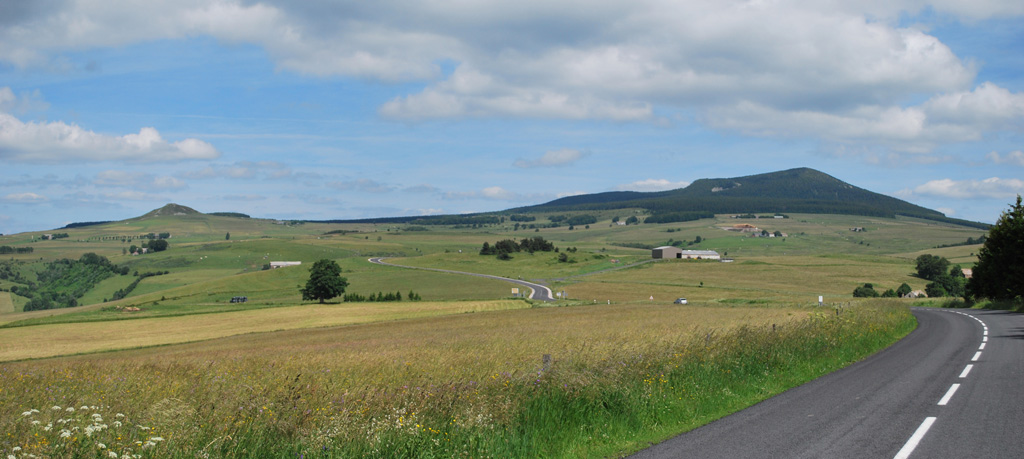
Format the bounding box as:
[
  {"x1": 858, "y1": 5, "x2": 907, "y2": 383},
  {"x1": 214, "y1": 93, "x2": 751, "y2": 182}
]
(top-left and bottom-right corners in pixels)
[{"x1": 542, "y1": 354, "x2": 552, "y2": 372}]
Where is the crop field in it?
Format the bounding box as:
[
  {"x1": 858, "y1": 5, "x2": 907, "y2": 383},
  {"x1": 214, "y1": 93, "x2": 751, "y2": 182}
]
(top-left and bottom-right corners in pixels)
[
  {"x1": 0, "y1": 300, "x2": 913, "y2": 457},
  {"x1": 0, "y1": 300, "x2": 529, "y2": 361}
]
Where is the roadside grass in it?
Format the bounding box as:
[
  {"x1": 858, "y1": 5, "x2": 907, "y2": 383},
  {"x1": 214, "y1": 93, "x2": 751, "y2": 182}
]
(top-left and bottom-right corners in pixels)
[{"x1": 0, "y1": 300, "x2": 913, "y2": 458}]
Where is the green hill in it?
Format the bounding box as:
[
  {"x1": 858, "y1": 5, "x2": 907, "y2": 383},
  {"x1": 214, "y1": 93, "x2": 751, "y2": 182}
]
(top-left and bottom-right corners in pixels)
[{"x1": 514, "y1": 168, "x2": 988, "y2": 229}]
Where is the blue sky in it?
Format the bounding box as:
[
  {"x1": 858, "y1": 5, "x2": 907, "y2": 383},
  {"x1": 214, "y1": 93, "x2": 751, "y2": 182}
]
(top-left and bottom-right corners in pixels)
[{"x1": 1, "y1": 1, "x2": 1022, "y2": 234}]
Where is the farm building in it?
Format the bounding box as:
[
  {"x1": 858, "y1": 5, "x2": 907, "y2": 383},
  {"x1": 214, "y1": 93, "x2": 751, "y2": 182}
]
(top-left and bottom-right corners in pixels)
[
  {"x1": 270, "y1": 261, "x2": 302, "y2": 269},
  {"x1": 652, "y1": 247, "x2": 721, "y2": 260}
]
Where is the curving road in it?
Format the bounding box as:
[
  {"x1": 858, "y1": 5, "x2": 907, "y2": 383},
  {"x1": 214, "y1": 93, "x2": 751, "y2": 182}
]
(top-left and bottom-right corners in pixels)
[
  {"x1": 367, "y1": 257, "x2": 555, "y2": 301},
  {"x1": 630, "y1": 307, "x2": 1024, "y2": 459}
]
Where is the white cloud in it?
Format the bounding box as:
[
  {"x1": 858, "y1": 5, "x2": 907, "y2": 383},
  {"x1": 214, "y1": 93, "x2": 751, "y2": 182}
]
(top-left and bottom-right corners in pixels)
[
  {"x1": 0, "y1": 87, "x2": 48, "y2": 113},
  {"x1": 94, "y1": 170, "x2": 186, "y2": 190},
  {"x1": 705, "y1": 82, "x2": 1024, "y2": 153},
  {"x1": 616, "y1": 179, "x2": 690, "y2": 192},
  {"x1": 2, "y1": 192, "x2": 48, "y2": 203},
  {"x1": 222, "y1": 194, "x2": 267, "y2": 201},
  {"x1": 513, "y1": 148, "x2": 585, "y2": 168},
  {"x1": 181, "y1": 161, "x2": 299, "y2": 180},
  {"x1": 445, "y1": 186, "x2": 524, "y2": 201},
  {"x1": 1, "y1": 2, "x2": 1020, "y2": 153},
  {"x1": 987, "y1": 151, "x2": 1024, "y2": 166},
  {"x1": 0, "y1": 113, "x2": 219, "y2": 163},
  {"x1": 911, "y1": 177, "x2": 1024, "y2": 199},
  {"x1": 328, "y1": 179, "x2": 394, "y2": 193}
]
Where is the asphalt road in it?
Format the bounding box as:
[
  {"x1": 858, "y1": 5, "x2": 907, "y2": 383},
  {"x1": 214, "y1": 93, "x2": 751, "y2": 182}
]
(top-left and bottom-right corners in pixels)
[
  {"x1": 630, "y1": 307, "x2": 1024, "y2": 459},
  {"x1": 367, "y1": 257, "x2": 555, "y2": 301}
]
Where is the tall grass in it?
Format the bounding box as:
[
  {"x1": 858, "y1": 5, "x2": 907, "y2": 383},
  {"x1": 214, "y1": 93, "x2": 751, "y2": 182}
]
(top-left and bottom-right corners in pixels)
[{"x1": 0, "y1": 301, "x2": 912, "y2": 458}]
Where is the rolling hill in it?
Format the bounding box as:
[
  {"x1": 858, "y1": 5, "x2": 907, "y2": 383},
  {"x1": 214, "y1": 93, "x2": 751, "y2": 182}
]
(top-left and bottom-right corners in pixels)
[{"x1": 511, "y1": 168, "x2": 988, "y2": 228}]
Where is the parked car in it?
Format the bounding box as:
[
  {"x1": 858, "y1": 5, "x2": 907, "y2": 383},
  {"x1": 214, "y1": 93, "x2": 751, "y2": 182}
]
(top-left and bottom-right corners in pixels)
[{"x1": 673, "y1": 298, "x2": 687, "y2": 304}]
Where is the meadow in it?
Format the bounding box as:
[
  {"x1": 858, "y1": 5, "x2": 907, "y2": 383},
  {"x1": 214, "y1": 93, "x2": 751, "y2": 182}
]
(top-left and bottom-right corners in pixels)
[{"x1": 0, "y1": 210, "x2": 980, "y2": 456}]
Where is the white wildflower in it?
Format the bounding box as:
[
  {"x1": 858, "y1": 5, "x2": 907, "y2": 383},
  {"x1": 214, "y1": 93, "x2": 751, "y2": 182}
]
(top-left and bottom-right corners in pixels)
[
  {"x1": 108, "y1": 452, "x2": 118, "y2": 459},
  {"x1": 115, "y1": 413, "x2": 125, "y2": 418},
  {"x1": 51, "y1": 406, "x2": 61, "y2": 411},
  {"x1": 12, "y1": 447, "x2": 21, "y2": 452},
  {"x1": 8, "y1": 454, "x2": 16, "y2": 459},
  {"x1": 113, "y1": 421, "x2": 122, "y2": 428},
  {"x1": 60, "y1": 430, "x2": 72, "y2": 438},
  {"x1": 44, "y1": 423, "x2": 52, "y2": 431},
  {"x1": 22, "y1": 410, "x2": 33, "y2": 416},
  {"x1": 85, "y1": 425, "x2": 96, "y2": 437},
  {"x1": 31, "y1": 420, "x2": 40, "y2": 425},
  {"x1": 80, "y1": 405, "x2": 89, "y2": 410},
  {"x1": 65, "y1": 407, "x2": 75, "y2": 413},
  {"x1": 97, "y1": 443, "x2": 106, "y2": 449},
  {"x1": 150, "y1": 436, "x2": 164, "y2": 442}
]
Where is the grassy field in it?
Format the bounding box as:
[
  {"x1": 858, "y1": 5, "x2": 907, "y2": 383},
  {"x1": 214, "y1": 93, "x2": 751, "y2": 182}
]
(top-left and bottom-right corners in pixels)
[
  {"x1": 0, "y1": 209, "x2": 983, "y2": 456},
  {"x1": 0, "y1": 293, "x2": 13, "y2": 315}
]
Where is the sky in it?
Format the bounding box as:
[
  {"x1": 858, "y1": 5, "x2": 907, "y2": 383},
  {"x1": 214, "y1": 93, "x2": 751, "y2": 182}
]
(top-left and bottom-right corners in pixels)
[{"x1": 1, "y1": 0, "x2": 1023, "y2": 234}]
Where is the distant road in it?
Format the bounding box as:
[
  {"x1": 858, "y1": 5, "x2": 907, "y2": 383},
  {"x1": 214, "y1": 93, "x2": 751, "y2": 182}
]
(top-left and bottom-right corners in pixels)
[
  {"x1": 630, "y1": 307, "x2": 1024, "y2": 458},
  {"x1": 367, "y1": 257, "x2": 555, "y2": 301}
]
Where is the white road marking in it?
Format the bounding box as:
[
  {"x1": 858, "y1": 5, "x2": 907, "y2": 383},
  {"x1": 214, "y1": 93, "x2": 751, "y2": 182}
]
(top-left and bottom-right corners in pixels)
[
  {"x1": 959, "y1": 365, "x2": 973, "y2": 378},
  {"x1": 983, "y1": 336, "x2": 988, "y2": 342},
  {"x1": 972, "y1": 351, "x2": 982, "y2": 361},
  {"x1": 894, "y1": 417, "x2": 937, "y2": 459},
  {"x1": 938, "y1": 384, "x2": 960, "y2": 406},
  {"x1": 979, "y1": 343, "x2": 986, "y2": 350}
]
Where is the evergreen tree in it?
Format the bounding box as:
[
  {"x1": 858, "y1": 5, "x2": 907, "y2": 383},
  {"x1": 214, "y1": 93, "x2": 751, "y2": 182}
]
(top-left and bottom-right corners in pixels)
[{"x1": 969, "y1": 195, "x2": 1024, "y2": 300}]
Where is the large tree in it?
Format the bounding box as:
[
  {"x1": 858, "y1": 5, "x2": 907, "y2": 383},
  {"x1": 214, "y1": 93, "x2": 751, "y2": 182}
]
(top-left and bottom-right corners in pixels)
[
  {"x1": 301, "y1": 259, "x2": 349, "y2": 304},
  {"x1": 915, "y1": 254, "x2": 950, "y2": 281},
  {"x1": 968, "y1": 195, "x2": 1024, "y2": 301}
]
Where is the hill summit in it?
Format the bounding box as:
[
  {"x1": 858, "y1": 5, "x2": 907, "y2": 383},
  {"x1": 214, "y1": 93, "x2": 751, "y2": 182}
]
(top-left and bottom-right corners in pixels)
[{"x1": 141, "y1": 203, "x2": 202, "y2": 218}]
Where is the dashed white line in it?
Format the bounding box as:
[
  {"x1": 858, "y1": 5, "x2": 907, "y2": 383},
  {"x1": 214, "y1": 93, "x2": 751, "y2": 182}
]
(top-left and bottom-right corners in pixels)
[
  {"x1": 894, "y1": 417, "x2": 937, "y2": 459},
  {"x1": 938, "y1": 384, "x2": 960, "y2": 406},
  {"x1": 959, "y1": 365, "x2": 973, "y2": 378},
  {"x1": 972, "y1": 351, "x2": 982, "y2": 361},
  {"x1": 979, "y1": 343, "x2": 986, "y2": 350}
]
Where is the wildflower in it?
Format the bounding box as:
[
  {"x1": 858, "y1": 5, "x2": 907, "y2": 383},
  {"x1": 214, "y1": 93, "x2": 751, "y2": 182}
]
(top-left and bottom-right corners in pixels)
[
  {"x1": 52, "y1": 406, "x2": 62, "y2": 411},
  {"x1": 150, "y1": 436, "x2": 164, "y2": 442},
  {"x1": 80, "y1": 406, "x2": 89, "y2": 410},
  {"x1": 108, "y1": 452, "x2": 118, "y2": 459},
  {"x1": 60, "y1": 430, "x2": 72, "y2": 438},
  {"x1": 8, "y1": 454, "x2": 16, "y2": 459},
  {"x1": 22, "y1": 410, "x2": 34, "y2": 416},
  {"x1": 12, "y1": 447, "x2": 21, "y2": 452},
  {"x1": 115, "y1": 413, "x2": 125, "y2": 418},
  {"x1": 113, "y1": 421, "x2": 122, "y2": 428},
  {"x1": 31, "y1": 420, "x2": 40, "y2": 425},
  {"x1": 98, "y1": 443, "x2": 107, "y2": 449},
  {"x1": 66, "y1": 407, "x2": 75, "y2": 413}
]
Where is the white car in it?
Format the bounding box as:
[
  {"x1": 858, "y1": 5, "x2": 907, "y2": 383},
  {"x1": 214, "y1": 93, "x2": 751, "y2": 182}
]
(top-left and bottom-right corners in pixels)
[{"x1": 673, "y1": 298, "x2": 688, "y2": 304}]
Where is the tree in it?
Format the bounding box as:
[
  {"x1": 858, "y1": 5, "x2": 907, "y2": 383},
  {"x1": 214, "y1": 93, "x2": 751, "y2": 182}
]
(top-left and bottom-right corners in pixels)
[
  {"x1": 896, "y1": 283, "x2": 913, "y2": 298},
  {"x1": 225, "y1": 232, "x2": 231, "y2": 240},
  {"x1": 915, "y1": 254, "x2": 950, "y2": 281},
  {"x1": 969, "y1": 195, "x2": 1024, "y2": 301},
  {"x1": 853, "y1": 283, "x2": 879, "y2": 298},
  {"x1": 148, "y1": 239, "x2": 169, "y2": 252},
  {"x1": 301, "y1": 259, "x2": 348, "y2": 304}
]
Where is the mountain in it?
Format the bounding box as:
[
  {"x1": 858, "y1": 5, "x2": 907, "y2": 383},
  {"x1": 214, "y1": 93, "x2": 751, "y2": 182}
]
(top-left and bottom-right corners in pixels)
[{"x1": 513, "y1": 168, "x2": 988, "y2": 228}]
